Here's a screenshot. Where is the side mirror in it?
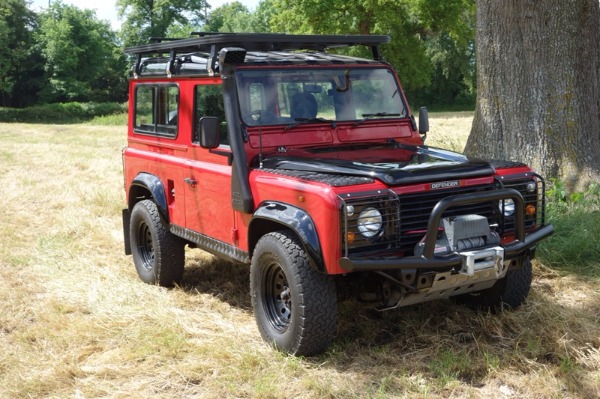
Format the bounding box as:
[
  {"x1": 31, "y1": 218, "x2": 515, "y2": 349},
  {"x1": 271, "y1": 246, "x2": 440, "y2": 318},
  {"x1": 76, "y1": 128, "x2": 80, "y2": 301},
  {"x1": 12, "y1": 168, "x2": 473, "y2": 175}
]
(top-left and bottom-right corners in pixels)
[
  {"x1": 198, "y1": 116, "x2": 220, "y2": 149},
  {"x1": 418, "y1": 107, "x2": 429, "y2": 135}
]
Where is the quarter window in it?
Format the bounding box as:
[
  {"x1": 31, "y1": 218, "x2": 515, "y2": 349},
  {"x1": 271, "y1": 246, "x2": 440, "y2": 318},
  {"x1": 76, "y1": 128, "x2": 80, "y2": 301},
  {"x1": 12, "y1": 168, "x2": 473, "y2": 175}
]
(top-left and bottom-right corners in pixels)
[{"x1": 134, "y1": 84, "x2": 179, "y2": 137}]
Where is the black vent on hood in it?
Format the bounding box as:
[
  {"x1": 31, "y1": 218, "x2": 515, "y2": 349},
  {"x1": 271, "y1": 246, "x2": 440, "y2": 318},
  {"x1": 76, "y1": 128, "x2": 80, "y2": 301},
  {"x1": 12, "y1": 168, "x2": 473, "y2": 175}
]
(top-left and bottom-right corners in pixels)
[{"x1": 260, "y1": 145, "x2": 495, "y2": 186}]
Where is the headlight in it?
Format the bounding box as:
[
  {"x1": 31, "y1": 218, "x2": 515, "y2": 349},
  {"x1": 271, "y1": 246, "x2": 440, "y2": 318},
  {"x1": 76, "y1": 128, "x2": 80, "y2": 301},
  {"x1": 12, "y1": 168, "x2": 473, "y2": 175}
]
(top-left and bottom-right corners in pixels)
[
  {"x1": 499, "y1": 198, "x2": 515, "y2": 216},
  {"x1": 357, "y1": 207, "x2": 383, "y2": 238}
]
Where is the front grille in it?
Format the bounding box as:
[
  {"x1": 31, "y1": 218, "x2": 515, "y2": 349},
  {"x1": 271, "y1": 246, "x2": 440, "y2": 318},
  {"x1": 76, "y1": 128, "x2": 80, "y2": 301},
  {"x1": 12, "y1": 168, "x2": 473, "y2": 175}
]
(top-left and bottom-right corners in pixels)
[
  {"x1": 396, "y1": 184, "x2": 497, "y2": 254},
  {"x1": 339, "y1": 176, "x2": 547, "y2": 258}
]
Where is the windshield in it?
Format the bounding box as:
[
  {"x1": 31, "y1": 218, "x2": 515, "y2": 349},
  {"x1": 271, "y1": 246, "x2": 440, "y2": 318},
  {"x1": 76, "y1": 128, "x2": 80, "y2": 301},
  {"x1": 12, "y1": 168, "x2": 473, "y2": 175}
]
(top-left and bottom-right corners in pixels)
[{"x1": 236, "y1": 67, "x2": 407, "y2": 126}]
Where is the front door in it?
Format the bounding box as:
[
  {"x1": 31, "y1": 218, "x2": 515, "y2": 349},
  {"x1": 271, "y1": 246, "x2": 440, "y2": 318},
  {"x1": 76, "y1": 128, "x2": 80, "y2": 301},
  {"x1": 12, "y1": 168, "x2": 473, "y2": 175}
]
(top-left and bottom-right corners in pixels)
[{"x1": 184, "y1": 82, "x2": 234, "y2": 245}]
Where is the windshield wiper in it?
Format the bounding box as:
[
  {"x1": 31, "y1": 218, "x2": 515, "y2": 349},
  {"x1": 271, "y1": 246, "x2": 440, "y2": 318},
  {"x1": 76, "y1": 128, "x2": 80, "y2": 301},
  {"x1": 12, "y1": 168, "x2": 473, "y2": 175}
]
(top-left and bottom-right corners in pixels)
[
  {"x1": 284, "y1": 117, "x2": 336, "y2": 131},
  {"x1": 352, "y1": 112, "x2": 402, "y2": 128}
]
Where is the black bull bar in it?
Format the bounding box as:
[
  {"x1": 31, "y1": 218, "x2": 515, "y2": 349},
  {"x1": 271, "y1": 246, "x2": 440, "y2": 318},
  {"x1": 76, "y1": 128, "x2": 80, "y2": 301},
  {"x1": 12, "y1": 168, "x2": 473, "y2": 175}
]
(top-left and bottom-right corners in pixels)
[{"x1": 339, "y1": 189, "x2": 554, "y2": 272}]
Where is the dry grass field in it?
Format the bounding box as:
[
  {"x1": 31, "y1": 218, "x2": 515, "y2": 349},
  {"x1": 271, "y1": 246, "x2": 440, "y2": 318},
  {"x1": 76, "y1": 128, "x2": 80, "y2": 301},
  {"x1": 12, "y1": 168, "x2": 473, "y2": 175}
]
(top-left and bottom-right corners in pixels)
[{"x1": 1, "y1": 114, "x2": 599, "y2": 398}]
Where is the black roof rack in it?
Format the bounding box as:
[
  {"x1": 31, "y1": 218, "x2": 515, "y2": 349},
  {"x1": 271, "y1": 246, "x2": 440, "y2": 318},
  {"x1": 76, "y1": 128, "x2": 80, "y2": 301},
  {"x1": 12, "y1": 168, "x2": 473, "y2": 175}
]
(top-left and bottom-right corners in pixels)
[
  {"x1": 125, "y1": 32, "x2": 390, "y2": 77},
  {"x1": 125, "y1": 32, "x2": 390, "y2": 55}
]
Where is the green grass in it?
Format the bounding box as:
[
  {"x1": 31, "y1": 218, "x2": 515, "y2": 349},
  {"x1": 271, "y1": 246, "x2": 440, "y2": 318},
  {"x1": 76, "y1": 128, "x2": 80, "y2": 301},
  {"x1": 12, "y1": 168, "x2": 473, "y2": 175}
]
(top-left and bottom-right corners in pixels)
[
  {"x1": 87, "y1": 112, "x2": 128, "y2": 125},
  {"x1": 537, "y1": 182, "x2": 600, "y2": 278}
]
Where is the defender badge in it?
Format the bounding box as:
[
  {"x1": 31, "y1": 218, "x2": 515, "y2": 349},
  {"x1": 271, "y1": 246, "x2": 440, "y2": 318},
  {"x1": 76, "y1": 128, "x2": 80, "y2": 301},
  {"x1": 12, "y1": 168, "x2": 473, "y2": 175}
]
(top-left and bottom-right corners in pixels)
[{"x1": 431, "y1": 180, "x2": 460, "y2": 189}]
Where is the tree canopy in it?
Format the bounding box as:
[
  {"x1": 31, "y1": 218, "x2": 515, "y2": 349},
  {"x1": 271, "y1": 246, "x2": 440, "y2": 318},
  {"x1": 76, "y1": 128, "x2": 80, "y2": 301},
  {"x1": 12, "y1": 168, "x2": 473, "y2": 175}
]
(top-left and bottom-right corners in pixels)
[
  {"x1": 36, "y1": 1, "x2": 127, "y2": 103},
  {"x1": 2, "y1": 0, "x2": 475, "y2": 109},
  {"x1": 117, "y1": 0, "x2": 209, "y2": 48},
  {"x1": 265, "y1": 0, "x2": 476, "y2": 105},
  {"x1": 0, "y1": 0, "x2": 39, "y2": 107}
]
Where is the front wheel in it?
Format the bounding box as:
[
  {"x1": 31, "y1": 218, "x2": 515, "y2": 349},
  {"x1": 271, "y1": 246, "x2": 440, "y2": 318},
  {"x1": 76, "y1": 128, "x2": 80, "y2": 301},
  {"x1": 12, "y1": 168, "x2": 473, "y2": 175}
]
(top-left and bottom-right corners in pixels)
[
  {"x1": 129, "y1": 200, "x2": 185, "y2": 287},
  {"x1": 452, "y1": 255, "x2": 533, "y2": 312},
  {"x1": 250, "y1": 231, "x2": 337, "y2": 356}
]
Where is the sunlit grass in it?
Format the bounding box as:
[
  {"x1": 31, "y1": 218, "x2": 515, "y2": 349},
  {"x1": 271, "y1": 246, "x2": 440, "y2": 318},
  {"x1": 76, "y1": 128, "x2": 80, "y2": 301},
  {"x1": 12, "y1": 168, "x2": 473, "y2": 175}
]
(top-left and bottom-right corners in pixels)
[
  {"x1": 87, "y1": 112, "x2": 128, "y2": 126},
  {"x1": 0, "y1": 119, "x2": 598, "y2": 398}
]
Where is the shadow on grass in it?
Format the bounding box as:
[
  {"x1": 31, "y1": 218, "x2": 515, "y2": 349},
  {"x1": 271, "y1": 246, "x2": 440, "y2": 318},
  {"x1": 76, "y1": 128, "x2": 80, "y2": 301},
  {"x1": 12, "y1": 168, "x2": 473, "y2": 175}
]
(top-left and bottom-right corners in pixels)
[
  {"x1": 178, "y1": 250, "x2": 599, "y2": 397},
  {"x1": 180, "y1": 253, "x2": 252, "y2": 311}
]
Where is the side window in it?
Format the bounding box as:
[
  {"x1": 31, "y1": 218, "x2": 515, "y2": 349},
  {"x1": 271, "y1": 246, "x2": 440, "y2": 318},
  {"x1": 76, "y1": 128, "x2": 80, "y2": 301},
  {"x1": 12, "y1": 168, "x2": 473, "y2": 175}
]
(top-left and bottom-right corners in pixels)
[
  {"x1": 134, "y1": 84, "x2": 178, "y2": 138},
  {"x1": 194, "y1": 84, "x2": 227, "y2": 145}
]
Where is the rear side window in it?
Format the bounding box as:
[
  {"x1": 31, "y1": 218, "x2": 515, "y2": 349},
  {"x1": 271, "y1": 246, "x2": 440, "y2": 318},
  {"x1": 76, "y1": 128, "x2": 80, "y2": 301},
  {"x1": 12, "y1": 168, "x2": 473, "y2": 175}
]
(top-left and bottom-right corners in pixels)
[{"x1": 134, "y1": 84, "x2": 179, "y2": 138}]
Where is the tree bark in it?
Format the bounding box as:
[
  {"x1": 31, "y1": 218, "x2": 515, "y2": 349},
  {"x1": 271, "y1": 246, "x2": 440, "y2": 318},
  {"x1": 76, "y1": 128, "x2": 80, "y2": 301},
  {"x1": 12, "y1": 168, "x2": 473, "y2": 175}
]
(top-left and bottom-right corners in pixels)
[{"x1": 466, "y1": 0, "x2": 600, "y2": 191}]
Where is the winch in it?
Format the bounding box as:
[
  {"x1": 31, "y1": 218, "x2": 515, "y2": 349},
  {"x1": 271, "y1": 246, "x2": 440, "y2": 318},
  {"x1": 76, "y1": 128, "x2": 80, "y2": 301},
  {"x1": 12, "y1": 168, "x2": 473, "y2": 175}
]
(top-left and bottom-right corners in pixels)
[{"x1": 415, "y1": 214, "x2": 504, "y2": 276}]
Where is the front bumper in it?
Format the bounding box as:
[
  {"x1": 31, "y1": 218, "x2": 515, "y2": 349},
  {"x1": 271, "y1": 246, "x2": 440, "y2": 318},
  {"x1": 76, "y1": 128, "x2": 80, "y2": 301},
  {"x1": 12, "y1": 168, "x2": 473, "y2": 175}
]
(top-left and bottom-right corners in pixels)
[{"x1": 339, "y1": 189, "x2": 554, "y2": 272}]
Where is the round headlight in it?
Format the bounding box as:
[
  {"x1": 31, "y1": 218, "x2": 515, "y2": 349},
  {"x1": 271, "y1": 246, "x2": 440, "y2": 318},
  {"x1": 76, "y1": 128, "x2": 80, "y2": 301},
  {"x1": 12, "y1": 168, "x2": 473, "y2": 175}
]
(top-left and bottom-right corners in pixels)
[
  {"x1": 357, "y1": 207, "x2": 383, "y2": 238},
  {"x1": 499, "y1": 198, "x2": 515, "y2": 216}
]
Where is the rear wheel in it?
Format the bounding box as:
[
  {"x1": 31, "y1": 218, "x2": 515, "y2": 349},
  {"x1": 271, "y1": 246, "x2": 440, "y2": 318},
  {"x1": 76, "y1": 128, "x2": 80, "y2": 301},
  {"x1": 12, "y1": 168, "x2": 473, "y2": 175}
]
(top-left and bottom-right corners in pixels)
[
  {"x1": 130, "y1": 200, "x2": 185, "y2": 287},
  {"x1": 453, "y1": 255, "x2": 533, "y2": 312},
  {"x1": 250, "y1": 231, "x2": 337, "y2": 356}
]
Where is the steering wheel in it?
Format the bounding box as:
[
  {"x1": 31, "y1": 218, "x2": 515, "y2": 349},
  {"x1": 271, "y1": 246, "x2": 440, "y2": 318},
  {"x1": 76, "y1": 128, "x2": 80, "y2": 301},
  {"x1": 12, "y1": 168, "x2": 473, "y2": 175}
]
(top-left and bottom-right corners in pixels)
[{"x1": 243, "y1": 110, "x2": 277, "y2": 124}]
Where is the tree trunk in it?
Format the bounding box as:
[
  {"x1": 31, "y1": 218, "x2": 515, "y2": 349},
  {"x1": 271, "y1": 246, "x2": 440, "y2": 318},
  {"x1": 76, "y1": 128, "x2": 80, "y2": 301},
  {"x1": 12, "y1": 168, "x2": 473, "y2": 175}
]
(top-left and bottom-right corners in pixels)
[{"x1": 465, "y1": 0, "x2": 600, "y2": 191}]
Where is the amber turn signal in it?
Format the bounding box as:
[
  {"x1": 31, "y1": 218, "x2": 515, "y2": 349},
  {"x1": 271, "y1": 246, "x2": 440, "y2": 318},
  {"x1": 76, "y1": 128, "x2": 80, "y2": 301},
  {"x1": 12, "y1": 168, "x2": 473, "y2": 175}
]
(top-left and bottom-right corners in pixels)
[
  {"x1": 346, "y1": 231, "x2": 355, "y2": 244},
  {"x1": 525, "y1": 204, "x2": 536, "y2": 216}
]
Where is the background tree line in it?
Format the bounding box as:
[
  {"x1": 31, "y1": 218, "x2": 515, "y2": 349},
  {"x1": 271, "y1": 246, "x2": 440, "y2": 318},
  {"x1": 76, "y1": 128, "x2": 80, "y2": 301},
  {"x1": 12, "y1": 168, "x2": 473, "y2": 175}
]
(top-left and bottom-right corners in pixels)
[{"x1": 1, "y1": 0, "x2": 476, "y2": 109}]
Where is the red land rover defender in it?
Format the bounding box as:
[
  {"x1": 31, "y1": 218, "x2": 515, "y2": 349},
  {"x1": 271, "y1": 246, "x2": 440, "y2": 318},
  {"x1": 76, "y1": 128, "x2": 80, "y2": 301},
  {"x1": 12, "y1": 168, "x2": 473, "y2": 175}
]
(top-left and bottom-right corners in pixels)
[{"x1": 122, "y1": 33, "x2": 554, "y2": 355}]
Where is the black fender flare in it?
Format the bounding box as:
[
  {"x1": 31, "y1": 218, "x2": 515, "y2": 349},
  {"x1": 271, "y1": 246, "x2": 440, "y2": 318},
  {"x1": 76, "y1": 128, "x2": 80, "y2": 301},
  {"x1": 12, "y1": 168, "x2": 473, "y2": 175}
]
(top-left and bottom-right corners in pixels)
[
  {"x1": 128, "y1": 172, "x2": 169, "y2": 223},
  {"x1": 249, "y1": 201, "x2": 325, "y2": 272}
]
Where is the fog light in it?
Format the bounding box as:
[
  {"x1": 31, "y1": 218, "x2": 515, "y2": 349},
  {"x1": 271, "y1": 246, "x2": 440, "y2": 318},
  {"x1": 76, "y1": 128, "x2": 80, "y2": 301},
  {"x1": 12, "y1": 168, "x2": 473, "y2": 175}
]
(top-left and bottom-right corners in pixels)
[{"x1": 357, "y1": 207, "x2": 383, "y2": 238}]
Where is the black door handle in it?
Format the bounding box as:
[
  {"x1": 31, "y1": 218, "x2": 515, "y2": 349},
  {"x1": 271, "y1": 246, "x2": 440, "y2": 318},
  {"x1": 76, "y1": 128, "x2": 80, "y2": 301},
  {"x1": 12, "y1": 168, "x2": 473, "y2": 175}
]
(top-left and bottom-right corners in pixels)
[{"x1": 184, "y1": 177, "x2": 197, "y2": 187}]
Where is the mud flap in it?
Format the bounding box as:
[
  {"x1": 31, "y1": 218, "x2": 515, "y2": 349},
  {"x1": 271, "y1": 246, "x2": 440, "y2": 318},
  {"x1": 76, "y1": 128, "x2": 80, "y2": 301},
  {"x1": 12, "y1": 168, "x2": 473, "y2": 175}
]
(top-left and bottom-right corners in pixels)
[{"x1": 122, "y1": 208, "x2": 131, "y2": 255}]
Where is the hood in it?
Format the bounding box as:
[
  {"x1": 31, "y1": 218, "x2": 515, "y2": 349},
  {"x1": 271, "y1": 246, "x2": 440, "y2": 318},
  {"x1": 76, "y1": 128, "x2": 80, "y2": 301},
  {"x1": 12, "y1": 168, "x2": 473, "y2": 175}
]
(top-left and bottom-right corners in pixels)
[{"x1": 260, "y1": 143, "x2": 495, "y2": 185}]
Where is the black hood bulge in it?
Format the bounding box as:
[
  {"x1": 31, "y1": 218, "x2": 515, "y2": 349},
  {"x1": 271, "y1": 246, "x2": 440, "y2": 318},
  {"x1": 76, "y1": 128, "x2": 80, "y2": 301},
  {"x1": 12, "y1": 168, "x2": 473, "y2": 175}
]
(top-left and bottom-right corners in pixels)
[{"x1": 260, "y1": 144, "x2": 495, "y2": 185}]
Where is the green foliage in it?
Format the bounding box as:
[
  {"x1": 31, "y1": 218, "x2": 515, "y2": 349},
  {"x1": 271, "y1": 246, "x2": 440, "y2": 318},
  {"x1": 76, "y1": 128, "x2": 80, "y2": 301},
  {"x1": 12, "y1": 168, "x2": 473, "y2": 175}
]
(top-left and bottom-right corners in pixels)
[
  {"x1": 0, "y1": 0, "x2": 42, "y2": 107},
  {"x1": 266, "y1": 0, "x2": 476, "y2": 106},
  {"x1": 36, "y1": 2, "x2": 127, "y2": 103},
  {"x1": 538, "y1": 181, "x2": 600, "y2": 278},
  {"x1": 117, "y1": 0, "x2": 208, "y2": 47},
  {"x1": 0, "y1": 102, "x2": 127, "y2": 124},
  {"x1": 205, "y1": 2, "x2": 248, "y2": 32}
]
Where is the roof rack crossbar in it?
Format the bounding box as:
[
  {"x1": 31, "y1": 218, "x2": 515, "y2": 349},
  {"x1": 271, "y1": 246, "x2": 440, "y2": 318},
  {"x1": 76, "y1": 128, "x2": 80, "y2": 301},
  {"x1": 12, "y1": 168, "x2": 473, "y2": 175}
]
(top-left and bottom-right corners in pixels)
[
  {"x1": 148, "y1": 37, "x2": 180, "y2": 43},
  {"x1": 190, "y1": 31, "x2": 222, "y2": 37}
]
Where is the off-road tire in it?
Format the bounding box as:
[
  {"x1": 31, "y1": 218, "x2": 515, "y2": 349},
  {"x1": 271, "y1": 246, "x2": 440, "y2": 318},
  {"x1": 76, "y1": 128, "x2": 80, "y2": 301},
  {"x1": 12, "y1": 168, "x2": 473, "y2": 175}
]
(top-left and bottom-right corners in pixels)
[
  {"x1": 250, "y1": 231, "x2": 337, "y2": 356},
  {"x1": 130, "y1": 200, "x2": 185, "y2": 287},
  {"x1": 452, "y1": 256, "x2": 533, "y2": 312}
]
